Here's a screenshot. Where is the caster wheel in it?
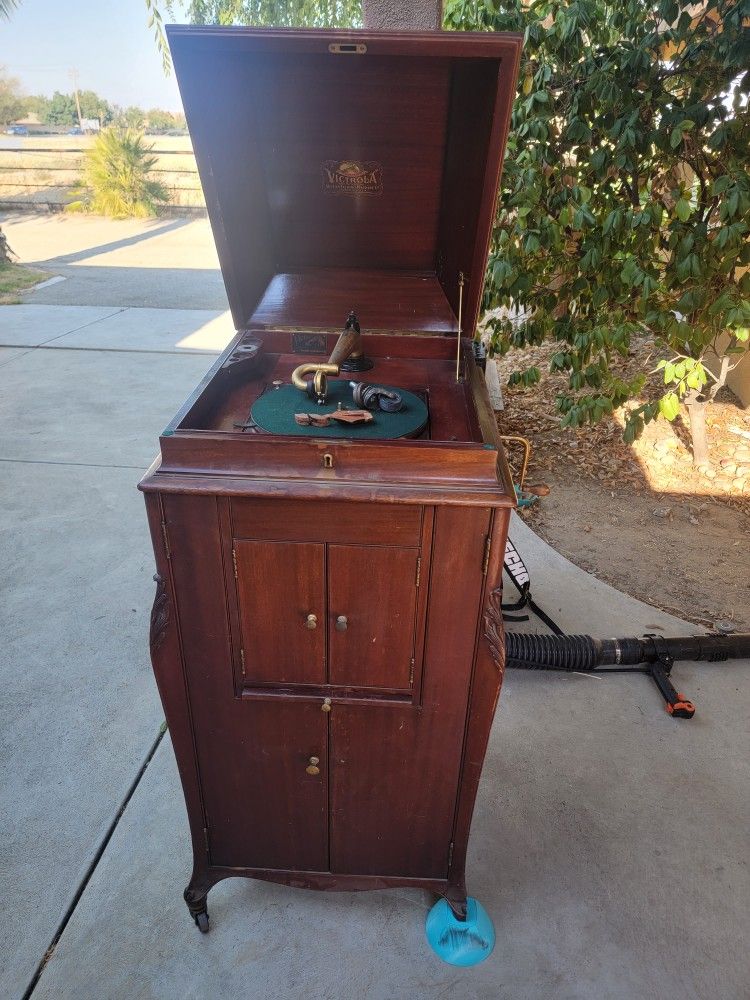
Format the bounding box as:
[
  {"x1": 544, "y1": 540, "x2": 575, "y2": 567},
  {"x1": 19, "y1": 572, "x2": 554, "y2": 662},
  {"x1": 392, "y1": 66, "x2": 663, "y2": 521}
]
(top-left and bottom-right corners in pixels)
[
  {"x1": 195, "y1": 911, "x2": 209, "y2": 934},
  {"x1": 425, "y1": 897, "x2": 495, "y2": 967}
]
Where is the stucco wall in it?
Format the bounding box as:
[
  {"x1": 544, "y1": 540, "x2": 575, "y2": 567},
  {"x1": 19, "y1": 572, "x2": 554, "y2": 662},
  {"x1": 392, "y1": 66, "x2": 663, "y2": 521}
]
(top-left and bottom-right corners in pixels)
[{"x1": 362, "y1": 0, "x2": 441, "y2": 29}]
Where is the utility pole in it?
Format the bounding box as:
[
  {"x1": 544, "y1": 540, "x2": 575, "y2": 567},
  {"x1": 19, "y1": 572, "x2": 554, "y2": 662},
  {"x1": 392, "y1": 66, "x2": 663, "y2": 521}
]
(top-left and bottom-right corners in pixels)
[{"x1": 69, "y1": 69, "x2": 83, "y2": 128}]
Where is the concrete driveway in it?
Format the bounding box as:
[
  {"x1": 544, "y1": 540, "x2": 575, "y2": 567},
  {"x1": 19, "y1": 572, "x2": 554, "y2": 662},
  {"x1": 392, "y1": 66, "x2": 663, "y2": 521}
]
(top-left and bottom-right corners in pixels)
[
  {"x1": 1, "y1": 213, "x2": 227, "y2": 309},
  {"x1": 0, "y1": 218, "x2": 748, "y2": 1000}
]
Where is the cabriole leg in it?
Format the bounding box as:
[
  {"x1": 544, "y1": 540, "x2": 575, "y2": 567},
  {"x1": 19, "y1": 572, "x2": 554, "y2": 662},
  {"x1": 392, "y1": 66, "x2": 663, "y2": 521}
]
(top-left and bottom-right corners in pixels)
[
  {"x1": 184, "y1": 880, "x2": 210, "y2": 934},
  {"x1": 444, "y1": 883, "x2": 468, "y2": 921}
]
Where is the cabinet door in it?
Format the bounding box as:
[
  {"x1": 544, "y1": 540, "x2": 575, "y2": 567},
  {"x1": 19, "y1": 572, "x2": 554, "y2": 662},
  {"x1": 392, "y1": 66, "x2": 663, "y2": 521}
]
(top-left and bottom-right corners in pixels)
[
  {"x1": 329, "y1": 703, "x2": 463, "y2": 879},
  {"x1": 200, "y1": 701, "x2": 329, "y2": 872},
  {"x1": 235, "y1": 540, "x2": 325, "y2": 685},
  {"x1": 328, "y1": 545, "x2": 419, "y2": 689}
]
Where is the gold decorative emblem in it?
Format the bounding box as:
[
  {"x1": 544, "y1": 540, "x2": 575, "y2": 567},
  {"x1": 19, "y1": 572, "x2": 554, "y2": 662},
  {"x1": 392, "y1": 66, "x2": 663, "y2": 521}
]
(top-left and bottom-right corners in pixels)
[{"x1": 322, "y1": 160, "x2": 383, "y2": 196}]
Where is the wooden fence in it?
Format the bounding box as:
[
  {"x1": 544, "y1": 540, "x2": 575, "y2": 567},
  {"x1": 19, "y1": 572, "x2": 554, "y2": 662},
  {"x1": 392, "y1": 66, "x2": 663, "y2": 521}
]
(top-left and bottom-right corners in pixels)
[{"x1": 0, "y1": 135, "x2": 204, "y2": 211}]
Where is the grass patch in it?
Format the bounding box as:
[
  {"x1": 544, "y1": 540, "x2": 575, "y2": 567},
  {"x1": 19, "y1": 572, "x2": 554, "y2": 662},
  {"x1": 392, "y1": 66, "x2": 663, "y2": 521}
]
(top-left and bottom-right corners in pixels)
[{"x1": 0, "y1": 264, "x2": 48, "y2": 304}]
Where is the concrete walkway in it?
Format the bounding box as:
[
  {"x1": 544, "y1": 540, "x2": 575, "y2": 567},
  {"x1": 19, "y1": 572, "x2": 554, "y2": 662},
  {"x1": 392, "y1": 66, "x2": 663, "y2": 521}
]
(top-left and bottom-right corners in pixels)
[
  {"x1": 1, "y1": 294, "x2": 748, "y2": 999},
  {"x1": 1, "y1": 214, "x2": 227, "y2": 309},
  {"x1": 0, "y1": 303, "x2": 230, "y2": 998}
]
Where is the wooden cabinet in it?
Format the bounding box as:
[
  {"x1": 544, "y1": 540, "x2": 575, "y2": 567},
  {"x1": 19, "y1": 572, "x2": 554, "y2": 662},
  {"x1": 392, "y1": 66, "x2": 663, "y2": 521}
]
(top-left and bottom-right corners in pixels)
[
  {"x1": 141, "y1": 25, "x2": 522, "y2": 936},
  {"x1": 145, "y1": 487, "x2": 511, "y2": 928}
]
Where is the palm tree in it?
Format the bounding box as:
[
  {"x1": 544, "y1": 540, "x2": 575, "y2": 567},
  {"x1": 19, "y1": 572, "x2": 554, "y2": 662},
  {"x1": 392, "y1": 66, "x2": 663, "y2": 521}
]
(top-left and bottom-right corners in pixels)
[{"x1": 0, "y1": 0, "x2": 20, "y2": 18}]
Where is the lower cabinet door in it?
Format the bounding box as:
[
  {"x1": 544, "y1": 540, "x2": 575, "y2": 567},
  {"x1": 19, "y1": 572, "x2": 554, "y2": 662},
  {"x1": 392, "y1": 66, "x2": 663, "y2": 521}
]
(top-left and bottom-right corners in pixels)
[
  {"x1": 329, "y1": 703, "x2": 464, "y2": 879},
  {"x1": 201, "y1": 701, "x2": 328, "y2": 872}
]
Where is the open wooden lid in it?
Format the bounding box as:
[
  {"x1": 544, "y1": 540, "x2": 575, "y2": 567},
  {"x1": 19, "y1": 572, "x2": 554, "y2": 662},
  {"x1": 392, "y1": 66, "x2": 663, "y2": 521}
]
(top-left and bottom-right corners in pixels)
[{"x1": 168, "y1": 26, "x2": 522, "y2": 337}]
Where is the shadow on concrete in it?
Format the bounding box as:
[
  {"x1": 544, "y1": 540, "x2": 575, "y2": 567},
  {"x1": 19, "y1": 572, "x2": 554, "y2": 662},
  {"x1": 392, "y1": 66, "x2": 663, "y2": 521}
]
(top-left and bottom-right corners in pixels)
[
  {"x1": 26, "y1": 217, "x2": 194, "y2": 267},
  {"x1": 25, "y1": 266, "x2": 227, "y2": 310}
]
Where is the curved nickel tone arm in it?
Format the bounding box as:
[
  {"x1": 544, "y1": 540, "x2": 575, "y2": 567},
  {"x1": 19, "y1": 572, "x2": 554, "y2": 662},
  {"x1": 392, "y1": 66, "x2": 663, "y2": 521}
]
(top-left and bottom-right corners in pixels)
[
  {"x1": 291, "y1": 363, "x2": 339, "y2": 404},
  {"x1": 290, "y1": 311, "x2": 373, "y2": 404}
]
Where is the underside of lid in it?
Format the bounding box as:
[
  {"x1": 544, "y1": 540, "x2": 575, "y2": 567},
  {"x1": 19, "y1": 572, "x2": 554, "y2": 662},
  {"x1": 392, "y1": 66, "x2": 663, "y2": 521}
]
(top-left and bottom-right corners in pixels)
[{"x1": 168, "y1": 26, "x2": 523, "y2": 336}]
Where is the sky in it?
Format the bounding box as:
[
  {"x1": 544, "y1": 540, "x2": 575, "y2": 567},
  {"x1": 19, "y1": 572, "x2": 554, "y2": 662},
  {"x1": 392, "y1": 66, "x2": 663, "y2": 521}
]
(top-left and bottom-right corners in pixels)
[{"x1": 1, "y1": 0, "x2": 187, "y2": 111}]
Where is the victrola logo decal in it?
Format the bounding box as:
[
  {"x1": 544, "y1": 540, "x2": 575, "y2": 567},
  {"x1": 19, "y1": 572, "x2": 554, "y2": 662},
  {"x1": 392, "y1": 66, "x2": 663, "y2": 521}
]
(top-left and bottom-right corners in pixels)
[{"x1": 322, "y1": 160, "x2": 383, "y2": 196}]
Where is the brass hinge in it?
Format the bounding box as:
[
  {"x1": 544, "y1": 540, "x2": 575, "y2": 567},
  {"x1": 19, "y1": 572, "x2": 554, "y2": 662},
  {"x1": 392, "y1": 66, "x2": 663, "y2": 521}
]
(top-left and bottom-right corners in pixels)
[
  {"x1": 415, "y1": 556, "x2": 421, "y2": 589},
  {"x1": 409, "y1": 657, "x2": 415, "y2": 685},
  {"x1": 160, "y1": 521, "x2": 170, "y2": 560},
  {"x1": 240, "y1": 648, "x2": 246, "y2": 676},
  {"x1": 482, "y1": 535, "x2": 492, "y2": 575},
  {"x1": 232, "y1": 547, "x2": 238, "y2": 579},
  {"x1": 448, "y1": 841, "x2": 454, "y2": 868},
  {"x1": 203, "y1": 826, "x2": 210, "y2": 857}
]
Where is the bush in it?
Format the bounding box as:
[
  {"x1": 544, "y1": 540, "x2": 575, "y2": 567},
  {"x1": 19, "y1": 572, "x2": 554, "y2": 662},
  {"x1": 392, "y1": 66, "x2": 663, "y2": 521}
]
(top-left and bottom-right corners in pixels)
[
  {"x1": 445, "y1": 0, "x2": 750, "y2": 464},
  {"x1": 68, "y1": 128, "x2": 170, "y2": 219}
]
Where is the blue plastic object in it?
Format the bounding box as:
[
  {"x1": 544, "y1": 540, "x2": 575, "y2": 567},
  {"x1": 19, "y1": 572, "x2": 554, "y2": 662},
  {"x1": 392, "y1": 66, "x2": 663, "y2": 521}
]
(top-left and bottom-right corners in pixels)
[
  {"x1": 514, "y1": 484, "x2": 539, "y2": 508},
  {"x1": 425, "y1": 897, "x2": 496, "y2": 966}
]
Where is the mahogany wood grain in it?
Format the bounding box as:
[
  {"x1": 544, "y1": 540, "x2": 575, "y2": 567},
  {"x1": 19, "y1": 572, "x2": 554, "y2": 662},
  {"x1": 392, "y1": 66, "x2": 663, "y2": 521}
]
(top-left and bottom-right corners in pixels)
[
  {"x1": 192, "y1": 866, "x2": 451, "y2": 896},
  {"x1": 250, "y1": 270, "x2": 457, "y2": 333},
  {"x1": 241, "y1": 329, "x2": 463, "y2": 360},
  {"x1": 158, "y1": 434, "x2": 503, "y2": 490},
  {"x1": 329, "y1": 505, "x2": 491, "y2": 879},
  {"x1": 328, "y1": 544, "x2": 418, "y2": 690},
  {"x1": 168, "y1": 26, "x2": 523, "y2": 332},
  {"x1": 142, "y1": 468, "x2": 513, "y2": 509},
  {"x1": 205, "y1": 699, "x2": 329, "y2": 872},
  {"x1": 449, "y1": 507, "x2": 511, "y2": 893},
  {"x1": 230, "y1": 498, "x2": 421, "y2": 546},
  {"x1": 250, "y1": 57, "x2": 450, "y2": 273},
  {"x1": 234, "y1": 540, "x2": 326, "y2": 685},
  {"x1": 144, "y1": 493, "x2": 209, "y2": 878},
  {"x1": 164, "y1": 494, "x2": 329, "y2": 872}
]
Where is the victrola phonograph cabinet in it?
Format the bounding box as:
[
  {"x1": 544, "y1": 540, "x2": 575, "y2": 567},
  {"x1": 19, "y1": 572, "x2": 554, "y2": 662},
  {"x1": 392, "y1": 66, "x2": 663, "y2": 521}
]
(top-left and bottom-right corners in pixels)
[{"x1": 140, "y1": 25, "x2": 522, "y2": 956}]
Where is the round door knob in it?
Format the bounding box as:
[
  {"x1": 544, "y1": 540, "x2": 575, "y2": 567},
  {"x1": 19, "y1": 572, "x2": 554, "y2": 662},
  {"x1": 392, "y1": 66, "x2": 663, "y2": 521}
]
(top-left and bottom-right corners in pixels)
[
  {"x1": 306, "y1": 756, "x2": 320, "y2": 776},
  {"x1": 335, "y1": 615, "x2": 348, "y2": 632},
  {"x1": 321, "y1": 698, "x2": 332, "y2": 713},
  {"x1": 305, "y1": 613, "x2": 318, "y2": 630}
]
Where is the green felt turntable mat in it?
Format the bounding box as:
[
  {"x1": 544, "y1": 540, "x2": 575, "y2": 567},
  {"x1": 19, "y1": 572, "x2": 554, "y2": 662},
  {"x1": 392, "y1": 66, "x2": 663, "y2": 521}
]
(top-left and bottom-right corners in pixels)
[{"x1": 250, "y1": 380, "x2": 428, "y2": 439}]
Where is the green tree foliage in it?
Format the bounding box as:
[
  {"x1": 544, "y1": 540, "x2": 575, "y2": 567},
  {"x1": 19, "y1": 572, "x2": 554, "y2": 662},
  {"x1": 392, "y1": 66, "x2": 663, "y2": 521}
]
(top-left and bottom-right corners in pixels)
[
  {"x1": 146, "y1": 107, "x2": 179, "y2": 131},
  {"x1": 146, "y1": 108, "x2": 185, "y2": 132},
  {"x1": 445, "y1": 0, "x2": 750, "y2": 462},
  {"x1": 77, "y1": 89, "x2": 113, "y2": 125},
  {"x1": 116, "y1": 105, "x2": 148, "y2": 129},
  {"x1": 43, "y1": 91, "x2": 78, "y2": 127},
  {"x1": 25, "y1": 93, "x2": 51, "y2": 119},
  {"x1": 0, "y1": 66, "x2": 28, "y2": 125},
  {"x1": 41, "y1": 89, "x2": 113, "y2": 127},
  {"x1": 182, "y1": 0, "x2": 361, "y2": 27},
  {"x1": 68, "y1": 128, "x2": 170, "y2": 218},
  {"x1": 148, "y1": 0, "x2": 361, "y2": 65}
]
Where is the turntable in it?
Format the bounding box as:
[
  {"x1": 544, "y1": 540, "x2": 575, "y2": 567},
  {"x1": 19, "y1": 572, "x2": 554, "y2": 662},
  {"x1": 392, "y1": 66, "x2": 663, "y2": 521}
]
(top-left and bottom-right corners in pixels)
[{"x1": 139, "y1": 25, "x2": 522, "y2": 950}]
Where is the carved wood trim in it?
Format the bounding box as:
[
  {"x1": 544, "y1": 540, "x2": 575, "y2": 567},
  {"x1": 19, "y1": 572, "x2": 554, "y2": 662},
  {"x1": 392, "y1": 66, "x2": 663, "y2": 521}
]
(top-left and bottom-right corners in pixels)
[
  {"x1": 149, "y1": 573, "x2": 170, "y2": 653},
  {"x1": 483, "y1": 585, "x2": 505, "y2": 678}
]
